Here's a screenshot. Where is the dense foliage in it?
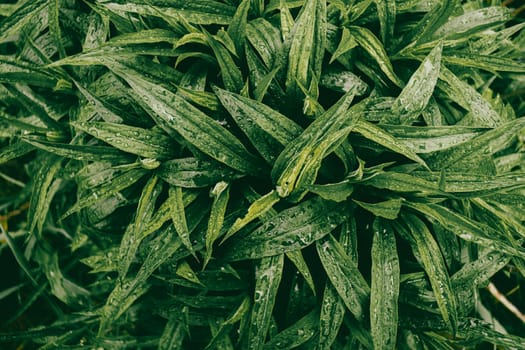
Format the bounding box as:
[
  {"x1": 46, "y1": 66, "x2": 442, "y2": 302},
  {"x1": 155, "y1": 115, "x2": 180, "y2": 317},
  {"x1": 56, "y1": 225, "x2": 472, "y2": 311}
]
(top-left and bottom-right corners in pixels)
[{"x1": 1, "y1": 0, "x2": 525, "y2": 349}]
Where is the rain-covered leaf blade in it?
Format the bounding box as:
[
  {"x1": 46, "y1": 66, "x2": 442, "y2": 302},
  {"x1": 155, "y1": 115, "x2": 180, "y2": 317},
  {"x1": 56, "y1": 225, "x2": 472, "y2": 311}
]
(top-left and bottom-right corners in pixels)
[
  {"x1": 73, "y1": 121, "x2": 176, "y2": 160},
  {"x1": 425, "y1": 117, "x2": 525, "y2": 170},
  {"x1": 285, "y1": 0, "x2": 326, "y2": 99},
  {"x1": 354, "y1": 120, "x2": 428, "y2": 168},
  {"x1": 214, "y1": 86, "x2": 302, "y2": 146},
  {"x1": 347, "y1": 26, "x2": 402, "y2": 87},
  {"x1": 431, "y1": 6, "x2": 511, "y2": 41},
  {"x1": 272, "y1": 92, "x2": 365, "y2": 199},
  {"x1": 157, "y1": 158, "x2": 242, "y2": 188},
  {"x1": 392, "y1": 42, "x2": 442, "y2": 124},
  {"x1": 96, "y1": 0, "x2": 236, "y2": 25},
  {"x1": 316, "y1": 234, "x2": 370, "y2": 321},
  {"x1": 225, "y1": 197, "x2": 349, "y2": 261},
  {"x1": 27, "y1": 156, "x2": 62, "y2": 237},
  {"x1": 354, "y1": 198, "x2": 403, "y2": 220},
  {"x1": 248, "y1": 254, "x2": 284, "y2": 350},
  {"x1": 62, "y1": 167, "x2": 148, "y2": 218},
  {"x1": 111, "y1": 65, "x2": 262, "y2": 174},
  {"x1": 203, "y1": 181, "x2": 230, "y2": 267},
  {"x1": 438, "y1": 66, "x2": 502, "y2": 128},
  {"x1": 204, "y1": 29, "x2": 243, "y2": 92},
  {"x1": 397, "y1": 212, "x2": 459, "y2": 333},
  {"x1": 262, "y1": 309, "x2": 319, "y2": 349},
  {"x1": 370, "y1": 218, "x2": 400, "y2": 350},
  {"x1": 118, "y1": 175, "x2": 162, "y2": 278},
  {"x1": 373, "y1": 0, "x2": 396, "y2": 46},
  {"x1": 222, "y1": 190, "x2": 280, "y2": 243}
]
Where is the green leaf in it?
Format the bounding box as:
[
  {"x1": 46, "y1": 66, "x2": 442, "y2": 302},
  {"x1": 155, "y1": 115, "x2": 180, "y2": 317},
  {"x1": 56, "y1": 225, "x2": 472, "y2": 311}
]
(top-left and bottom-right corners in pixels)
[
  {"x1": 370, "y1": 218, "x2": 400, "y2": 350},
  {"x1": 425, "y1": 117, "x2": 525, "y2": 170},
  {"x1": 222, "y1": 190, "x2": 280, "y2": 243},
  {"x1": 354, "y1": 198, "x2": 403, "y2": 220},
  {"x1": 272, "y1": 92, "x2": 364, "y2": 200},
  {"x1": 168, "y1": 186, "x2": 195, "y2": 257},
  {"x1": 0, "y1": 0, "x2": 48, "y2": 42},
  {"x1": 316, "y1": 234, "x2": 370, "y2": 321},
  {"x1": 441, "y1": 53, "x2": 525, "y2": 73},
  {"x1": 285, "y1": 0, "x2": 326, "y2": 99},
  {"x1": 203, "y1": 181, "x2": 230, "y2": 268},
  {"x1": 262, "y1": 309, "x2": 319, "y2": 349},
  {"x1": 215, "y1": 86, "x2": 302, "y2": 145},
  {"x1": 379, "y1": 125, "x2": 484, "y2": 154},
  {"x1": 228, "y1": 0, "x2": 250, "y2": 55},
  {"x1": 27, "y1": 155, "x2": 62, "y2": 237},
  {"x1": 320, "y1": 68, "x2": 368, "y2": 94},
  {"x1": 246, "y1": 18, "x2": 282, "y2": 70},
  {"x1": 248, "y1": 254, "x2": 284, "y2": 350},
  {"x1": 100, "y1": 225, "x2": 182, "y2": 335},
  {"x1": 204, "y1": 29, "x2": 244, "y2": 93},
  {"x1": 63, "y1": 167, "x2": 149, "y2": 218},
  {"x1": 392, "y1": 41, "x2": 443, "y2": 124},
  {"x1": 73, "y1": 121, "x2": 175, "y2": 160},
  {"x1": 397, "y1": 212, "x2": 458, "y2": 334},
  {"x1": 226, "y1": 197, "x2": 349, "y2": 261},
  {"x1": 354, "y1": 120, "x2": 429, "y2": 168},
  {"x1": 347, "y1": 26, "x2": 402, "y2": 87},
  {"x1": 23, "y1": 138, "x2": 130, "y2": 162},
  {"x1": 34, "y1": 247, "x2": 89, "y2": 306},
  {"x1": 364, "y1": 171, "x2": 443, "y2": 195},
  {"x1": 373, "y1": 0, "x2": 396, "y2": 46},
  {"x1": 318, "y1": 282, "x2": 346, "y2": 349},
  {"x1": 0, "y1": 141, "x2": 35, "y2": 164},
  {"x1": 285, "y1": 249, "x2": 316, "y2": 295},
  {"x1": 112, "y1": 65, "x2": 262, "y2": 174},
  {"x1": 157, "y1": 158, "x2": 242, "y2": 188},
  {"x1": 438, "y1": 66, "x2": 502, "y2": 128},
  {"x1": 158, "y1": 316, "x2": 186, "y2": 350},
  {"x1": 406, "y1": 202, "x2": 525, "y2": 258},
  {"x1": 118, "y1": 175, "x2": 162, "y2": 278},
  {"x1": 96, "y1": 0, "x2": 236, "y2": 25},
  {"x1": 306, "y1": 180, "x2": 354, "y2": 202},
  {"x1": 214, "y1": 87, "x2": 302, "y2": 164},
  {"x1": 329, "y1": 27, "x2": 358, "y2": 64},
  {"x1": 431, "y1": 6, "x2": 511, "y2": 41}
]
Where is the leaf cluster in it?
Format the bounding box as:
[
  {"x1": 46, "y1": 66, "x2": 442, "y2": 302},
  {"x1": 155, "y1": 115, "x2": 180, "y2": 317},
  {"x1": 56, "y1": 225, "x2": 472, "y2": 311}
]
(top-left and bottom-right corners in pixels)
[{"x1": 1, "y1": 0, "x2": 525, "y2": 349}]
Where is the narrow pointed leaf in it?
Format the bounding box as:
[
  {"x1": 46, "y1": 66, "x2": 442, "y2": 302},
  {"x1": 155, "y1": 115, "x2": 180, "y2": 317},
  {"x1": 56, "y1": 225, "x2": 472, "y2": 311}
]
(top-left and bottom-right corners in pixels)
[
  {"x1": 228, "y1": 0, "x2": 250, "y2": 55},
  {"x1": 73, "y1": 121, "x2": 175, "y2": 160},
  {"x1": 354, "y1": 120, "x2": 428, "y2": 168},
  {"x1": 204, "y1": 30, "x2": 243, "y2": 92},
  {"x1": 112, "y1": 67, "x2": 262, "y2": 174},
  {"x1": 168, "y1": 186, "x2": 194, "y2": 256},
  {"x1": 27, "y1": 156, "x2": 62, "y2": 237},
  {"x1": 373, "y1": 0, "x2": 396, "y2": 45},
  {"x1": 432, "y1": 6, "x2": 511, "y2": 40},
  {"x1": 214, "y1": 87, "x2": 302, "y2": 146},
  {"x1": 348, "y1": 26, "x2": 402, "y2": 87},
  {"x1": 286, "y1": 0, "x2": 326, "y2": 99},
  {"x1": 316, "y1": 234, "x2": 370, "y2": 321},
  {"x1": 370, "y1": 218, "x2": 400, "y2": 350},
  {"x1": 393, "y1": 42, "x2": 442, "y2": 124},
  {"x1": 262, "y1": 309, "x2": 319, "y2": 349},
  {"x1": 157, "y1": 158, "x2": 242, "y2": 188},
  {"x1": 397, "y1": 212, "x2": 459, "y2": 334},
  {"x1": 354, "y1": 198, "x2": 403, "y2": 220},
  {"x1": 118, "y1": 175, "x2": 162, "y2": 278},
  {"x1": 204, "y1": 181, "x2": 230, "y2": 267},
  {"x1": 223, "y1": 190, "x2": 280, "y2": 243},
  {"x1": 248, "y1": 254, "x2": 284, "y2": 350},
  {"x1": 272, "y1": 92, "x2": 365, "y2": 199},
  {"x1": 226, "y1": 197, "x2": 349, "y2": 261}
]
